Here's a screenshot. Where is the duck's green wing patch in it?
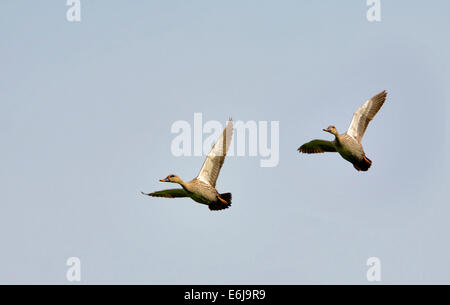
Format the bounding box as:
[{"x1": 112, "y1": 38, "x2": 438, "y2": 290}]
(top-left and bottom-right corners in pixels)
[
  {"x1": 141, "y1": 189, "x2": 188, "y2": 198},
  {"x1": 298, "y1": 139, "x2": 336, "y2": 154}
]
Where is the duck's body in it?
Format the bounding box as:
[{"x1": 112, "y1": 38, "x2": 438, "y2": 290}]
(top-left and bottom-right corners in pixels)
[
  {"x1": 184, "y1": 179, "x2": 218, "y2": 204},
  {"x1": 142, "y1": 119, "x2": 233, "y2": 211},
  {"x1": 298, "y1": 91, "x2": 386, "y2": 171},
  {"x1": 175, "y1": 177, "x2": 225, "y2": 204},
  {"x1": 334, "y1": 133, "x2": 371, "y2": 171},
  {"x1": 182, "y1": 178, "x2": 232, "y2": 210}
]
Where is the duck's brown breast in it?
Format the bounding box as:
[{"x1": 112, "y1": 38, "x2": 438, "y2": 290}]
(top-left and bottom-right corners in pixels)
[
  {"x1": 186, "y1": 179, "x2": 218, "y2": 204},
  {"x1": 337, "y1": 134, "x2": 365, "y2": 160}
]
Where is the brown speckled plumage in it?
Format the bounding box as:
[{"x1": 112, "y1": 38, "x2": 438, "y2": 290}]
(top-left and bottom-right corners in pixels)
[
  {"x1": 298, "y1": 91, "x2": 387, "y2": 171},
  {"x1": 142, "y1": 120, "x2": 233, "y2": 211}
]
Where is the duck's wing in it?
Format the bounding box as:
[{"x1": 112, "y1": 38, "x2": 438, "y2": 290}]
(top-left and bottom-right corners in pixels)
[
  {"x1": 298, "y1": 139, "x2": 336, "y2": 154},
  {"x1": 141, "y1": 189, "x2": 188, "y2": 198},
  {"x1": 196, "y1": 119, "x2": 233, "y2": 188},
  {"x1": 347, "y1": 90, "x2": 387, "y2": 143}
]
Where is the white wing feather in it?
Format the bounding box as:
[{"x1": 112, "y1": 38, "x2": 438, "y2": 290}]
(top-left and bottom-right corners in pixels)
[
  {"x1": 347, "y1": 91, "x2": 387, "y2": 143},
  {"x1": 196, "y1": 119, "x2": 233, "y2": 187}
]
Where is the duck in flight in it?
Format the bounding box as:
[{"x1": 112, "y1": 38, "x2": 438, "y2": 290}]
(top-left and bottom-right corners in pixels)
[
  {"x1": 298, "y1": 91, "x2": 387, "y2": 171},
  {"x1": 142, "y1": 119, "x2": 233, "y2": 211}
]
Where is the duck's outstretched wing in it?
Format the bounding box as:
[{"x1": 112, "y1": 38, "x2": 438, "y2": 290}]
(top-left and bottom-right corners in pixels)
[
  {"x1": 141, "y1": 189, "x2": 188, "y2": 198},
  {"x1": 298, "y1": 139, "x2": 336, "y2": 154},
  {"x1": 197, "y1": 119, "x2": 233, "y2": 188},
  {"x1": 347, "y1": 90, "x2": 387, "y2": 143}
]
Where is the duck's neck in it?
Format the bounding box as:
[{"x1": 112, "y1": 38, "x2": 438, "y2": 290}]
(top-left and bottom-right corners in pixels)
[
  {"x1": 175, "y1": 178, "x2": 188, "y2": 191},
  {"x1": 332, "y1": 132, "x2": 341, "y2": 144}
]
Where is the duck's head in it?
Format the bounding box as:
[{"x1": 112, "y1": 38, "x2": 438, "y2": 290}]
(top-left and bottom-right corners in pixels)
[
  {"x1": 323, "y1": 125, "x2": 338, "y2": 136},
  {"x1": 160, "y1": 174, "x2": 182, "y2": 183}
]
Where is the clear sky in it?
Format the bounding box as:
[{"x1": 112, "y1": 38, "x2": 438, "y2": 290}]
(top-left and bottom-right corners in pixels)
[{"x1": 0, "y1": 1, "x2": 449, "y2": 284}]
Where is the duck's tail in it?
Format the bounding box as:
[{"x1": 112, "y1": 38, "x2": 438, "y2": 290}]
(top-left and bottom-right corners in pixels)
[
  {"x1": 353, "y1": 155, "x2": 372, "y2": 171},
  {"x1": 209, "y1": 193, "x2": 232, "y2": 211}
]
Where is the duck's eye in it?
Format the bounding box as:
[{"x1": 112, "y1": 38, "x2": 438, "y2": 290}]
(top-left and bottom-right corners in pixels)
[{"x1": 169, "y1": 175, "x2": 175, "y2": 178}]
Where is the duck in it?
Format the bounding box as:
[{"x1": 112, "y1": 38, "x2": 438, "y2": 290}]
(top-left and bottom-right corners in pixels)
[
  {"x1": 142, "y1": 119, "x2": 233, "y2": 211},
  {"x1": 298, "y1": 91, "x2": 387, "y2": 171}
]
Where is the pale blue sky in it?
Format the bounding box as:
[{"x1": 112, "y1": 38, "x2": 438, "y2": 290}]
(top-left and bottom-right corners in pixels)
[{"x1": 0, "y1": 1, "x2": 449, "y2": 284}]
